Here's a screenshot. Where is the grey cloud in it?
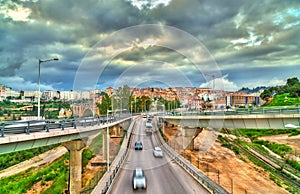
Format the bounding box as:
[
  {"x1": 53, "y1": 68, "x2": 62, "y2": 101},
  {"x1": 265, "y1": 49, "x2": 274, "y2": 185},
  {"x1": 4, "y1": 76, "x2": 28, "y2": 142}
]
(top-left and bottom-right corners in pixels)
[
  {"x1": 215, "y1": 45, "x2": 285, "y2": 67},
  {"x1": 0, "y1": 0, "x2": 299, "y2": 90}
]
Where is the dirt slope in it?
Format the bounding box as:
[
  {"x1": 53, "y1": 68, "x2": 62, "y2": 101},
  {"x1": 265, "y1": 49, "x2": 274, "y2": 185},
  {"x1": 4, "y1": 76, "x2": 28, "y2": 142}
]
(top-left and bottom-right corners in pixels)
[{"x1": 164, "y1": 126, "x2": 288, "y2": 194}]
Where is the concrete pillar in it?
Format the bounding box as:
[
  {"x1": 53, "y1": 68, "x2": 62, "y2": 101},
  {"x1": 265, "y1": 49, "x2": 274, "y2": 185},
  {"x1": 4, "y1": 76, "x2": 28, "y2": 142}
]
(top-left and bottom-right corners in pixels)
[
  {"x1": 62, "y1": 140, "x2": 86, "y2": 194},
  {"x1": 112, "y1": 124, "x2": 120, "y2": 136},
  {"x1": 181, "y1": 126, "x2": 202, "y2": 150}
]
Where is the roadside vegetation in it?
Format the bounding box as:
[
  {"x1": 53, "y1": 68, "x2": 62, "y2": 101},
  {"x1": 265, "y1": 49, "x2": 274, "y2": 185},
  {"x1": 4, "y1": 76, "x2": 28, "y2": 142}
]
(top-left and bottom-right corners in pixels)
[
  {"x1": 0, "y1": 100, "x2": 71, "y2": 121},
  {"x1": 219, "y1": 128, "x2": 300, "y2": 193},
  {"x1": 0, "y1": 153, "x2": 69, "y2": 194},
  {"x1": 0, "y1": 144, "x2": 59, "y2": 171},
  {"x1": 0, "y1": 148, "x2": 95, "y2": 194},
  {"x1": 229, "y1": 128, "x2": 299, "y2": 140}
]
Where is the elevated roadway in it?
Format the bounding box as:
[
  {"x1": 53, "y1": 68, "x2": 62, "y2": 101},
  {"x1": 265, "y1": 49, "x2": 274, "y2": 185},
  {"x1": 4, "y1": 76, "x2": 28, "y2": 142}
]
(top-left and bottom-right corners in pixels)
[
  {"x1": 0, "y1": 116, "x2": 131, "y2": 194},
  {"x1": 0, "y1": 117, "x2": 130, "y2": 155},
  {"x1": 161, "y1": 114, "x2": 300, "y2": 129},
  {"x1": 159, "y1": 111, "x2": 300, "y2": 150}
]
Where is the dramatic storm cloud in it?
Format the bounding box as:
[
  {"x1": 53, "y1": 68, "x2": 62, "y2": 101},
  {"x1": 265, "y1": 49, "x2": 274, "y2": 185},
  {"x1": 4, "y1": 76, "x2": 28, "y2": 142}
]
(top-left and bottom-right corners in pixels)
[{"x1": 0, "y1": 0, "x2": 299, "y2": 91}]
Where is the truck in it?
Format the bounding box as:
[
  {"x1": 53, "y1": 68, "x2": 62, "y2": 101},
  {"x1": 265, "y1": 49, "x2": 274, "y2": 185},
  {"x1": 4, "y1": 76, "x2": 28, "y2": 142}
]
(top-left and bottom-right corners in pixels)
[{"x1": 145, "y1": 122, "x2": 152, "y2": 134}]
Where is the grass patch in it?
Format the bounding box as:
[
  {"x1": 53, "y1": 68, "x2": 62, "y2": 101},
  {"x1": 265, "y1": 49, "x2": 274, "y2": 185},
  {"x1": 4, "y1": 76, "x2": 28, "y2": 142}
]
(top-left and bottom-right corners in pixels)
[
  {"x1": 286, "y1": 159, "x2": 300, "y2": 171},
  {"x1": 0, "y1": 144, "x2": 60, "y2": 170},
  {"x1": 82, "y1": 148, "x2": 94, "y2": 173},
  {"x1": 0, "y1": 153, "x2": 69, "y2": 194},
  {"x1": 89, "y1": 134, "x2": 103, "y2": 155},
  {"x1": 253, "y1": 139, "x2": 292, "y2": 157},
  {"x1": 217, "y1": 135, "x2": 240, "y2": 155},
  {"x1": 236, "y1": 128, "x2": 295, "y2": 140},
  {"x1": 264, "y1": 93, "x2": 300, "y2": 106},
  {"x1": 289, "y1": 130, "x2": 300, "y2": 137},
  {"x1": 159, "y1": 127, "x2": 168, "y2": 142}
]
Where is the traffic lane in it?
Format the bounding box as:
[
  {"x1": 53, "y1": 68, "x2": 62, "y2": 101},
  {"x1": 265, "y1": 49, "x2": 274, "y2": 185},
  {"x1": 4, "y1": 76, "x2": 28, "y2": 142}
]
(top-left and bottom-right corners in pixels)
[
  {"x1": 148, "y1": 132, "x2": 210, "y2": 194},
  {"x1": 111, "y1": 153, "x2": 210, "y2": 194},
  {"x1": 110, "y1": 118, "x2": 209, "y2": 194}
]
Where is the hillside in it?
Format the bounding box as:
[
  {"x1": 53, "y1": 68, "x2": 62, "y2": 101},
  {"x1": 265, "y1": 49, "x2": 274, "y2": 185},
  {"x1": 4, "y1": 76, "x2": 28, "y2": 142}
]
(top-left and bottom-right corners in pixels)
[
  {"x1": 263, "y1": 93, "x2": 300, "y2": 106},
  {"x1": 261, "y1": 77, "x2": 300, "y2": 106}
]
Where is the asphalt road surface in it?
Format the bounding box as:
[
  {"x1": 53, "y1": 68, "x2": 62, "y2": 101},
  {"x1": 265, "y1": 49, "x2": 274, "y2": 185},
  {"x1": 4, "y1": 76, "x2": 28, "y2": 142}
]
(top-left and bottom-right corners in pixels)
[{"x1": 110, "y1": 117, "x2": 209, "y2": 194}]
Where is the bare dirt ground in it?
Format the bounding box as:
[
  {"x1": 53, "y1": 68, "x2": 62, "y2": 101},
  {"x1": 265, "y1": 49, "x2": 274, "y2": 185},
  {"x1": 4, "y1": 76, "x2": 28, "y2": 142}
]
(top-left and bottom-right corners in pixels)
[
  {"x1": 164, "y1": 125, "x2": 289, "y2": 194},
  {"x1": 27, "y1": 180, "x2": 54, "y2": 194},
  {"x1": 82, "y1": 133, "x2": 123, "y2": 190}
]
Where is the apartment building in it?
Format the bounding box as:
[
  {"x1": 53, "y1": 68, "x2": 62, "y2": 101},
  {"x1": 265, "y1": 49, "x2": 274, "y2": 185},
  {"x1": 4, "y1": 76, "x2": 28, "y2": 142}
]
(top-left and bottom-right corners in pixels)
[{"x1": 225, "y1": 92, "x2": 261, "y2": 107}]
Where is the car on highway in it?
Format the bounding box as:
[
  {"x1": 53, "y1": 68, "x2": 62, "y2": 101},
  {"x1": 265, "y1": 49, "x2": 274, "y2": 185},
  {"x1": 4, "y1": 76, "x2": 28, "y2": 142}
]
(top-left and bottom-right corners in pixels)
[
  {"x1": 132, "y1": 168, "x2": 147, "y2": 190},
  {"x1": 153, "y1": 147, "x2": 163, "y2": 158},
  {"x1": 134, "y1": 141, "x2": 143, "y2": 150}
]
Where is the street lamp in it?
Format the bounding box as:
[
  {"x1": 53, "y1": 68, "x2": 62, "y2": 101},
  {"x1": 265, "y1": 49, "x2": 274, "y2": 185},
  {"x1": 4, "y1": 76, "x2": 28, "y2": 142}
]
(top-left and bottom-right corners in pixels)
[
  {"x1": 106, "y1": 109, "x2": 112, "y2": 171},
  {"x1": 38, "y1": 58, "x2": 58, "y2": 120}
]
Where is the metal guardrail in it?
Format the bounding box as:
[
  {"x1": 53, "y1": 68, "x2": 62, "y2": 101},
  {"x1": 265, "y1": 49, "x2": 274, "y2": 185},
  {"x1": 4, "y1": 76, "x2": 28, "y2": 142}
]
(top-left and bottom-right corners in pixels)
[
  {"x1": 100, "y1": 123, "x2": 134, "y2": 194},
  {"x1": 155, "y1": 124, "x2": 228, "y2": 194},
  {"x1": 0, "y1": 116, "x2": 120, "y2": 137},
  {"x1": 160, "y1": 106, "x2": 300, "y2": 116},
  {"x1": 90, "y1": 118, "x2": 136, "y2": 194},
  {"x1": 100, "y1": 149, "x2": 129, "y2": 194}
]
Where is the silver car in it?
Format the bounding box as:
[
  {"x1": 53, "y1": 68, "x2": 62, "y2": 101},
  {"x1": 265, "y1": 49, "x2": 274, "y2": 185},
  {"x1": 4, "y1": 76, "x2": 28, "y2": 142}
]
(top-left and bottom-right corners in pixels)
[
  {"x1": 153, "y1": 147, "x2": 163, "y2": 158},
  {"x1": 132, "y1": 168, "x2": 147, "y2": 190}
]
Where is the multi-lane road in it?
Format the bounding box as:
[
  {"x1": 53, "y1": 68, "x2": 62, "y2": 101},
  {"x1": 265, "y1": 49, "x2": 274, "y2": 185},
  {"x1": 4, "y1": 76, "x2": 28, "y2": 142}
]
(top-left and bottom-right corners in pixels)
[{"x1": 110, "y1": 117, "x2": 209, "y2": 194}]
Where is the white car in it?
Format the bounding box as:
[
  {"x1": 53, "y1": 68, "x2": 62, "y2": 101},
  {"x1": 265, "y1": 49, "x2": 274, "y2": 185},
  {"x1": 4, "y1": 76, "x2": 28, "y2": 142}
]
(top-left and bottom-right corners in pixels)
[
  {"x1": 153, "y1": 147, "x2": 163, "y2": 158},
  {"x1": 132, "y1": 168, "x2": 147, "y2": 190}
]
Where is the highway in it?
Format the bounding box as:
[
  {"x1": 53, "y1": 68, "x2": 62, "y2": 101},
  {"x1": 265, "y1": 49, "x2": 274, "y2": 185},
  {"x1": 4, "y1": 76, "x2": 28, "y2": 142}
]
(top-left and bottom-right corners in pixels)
[{"x1": 110, "y1": 117, "x2": 209, "y2": 194}]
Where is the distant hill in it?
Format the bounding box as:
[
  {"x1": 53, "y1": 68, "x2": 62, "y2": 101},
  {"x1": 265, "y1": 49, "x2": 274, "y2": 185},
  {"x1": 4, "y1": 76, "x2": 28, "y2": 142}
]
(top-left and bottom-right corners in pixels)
[
  {"x1": 260, "y1": 77, "x2": 300, "y2": 99},
  {"x1": 238, "y1": 86, "x2": 268, "y2": 94},
  {"x1": 260, "y1": 77, "x2": 300, "y2": 106},
  {"x1": 264, "y1": 93, "x2": 300, "y2": 106}
]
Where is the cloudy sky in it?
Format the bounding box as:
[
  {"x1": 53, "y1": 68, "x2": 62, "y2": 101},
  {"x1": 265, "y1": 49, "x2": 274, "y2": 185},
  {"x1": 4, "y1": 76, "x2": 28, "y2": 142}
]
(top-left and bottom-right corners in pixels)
[{"x1": 0, "y1": 0, "x2": 299, "y2": 92}]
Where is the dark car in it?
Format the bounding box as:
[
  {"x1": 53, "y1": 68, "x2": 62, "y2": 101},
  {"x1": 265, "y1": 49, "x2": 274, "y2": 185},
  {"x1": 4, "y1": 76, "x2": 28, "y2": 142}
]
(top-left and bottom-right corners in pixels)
[
  {"x1": 134, "y1": 141, "x2": 143, "y2": 150},
  {"x1": 132, "y1": 168, "x2": 147, "y2": 190}
]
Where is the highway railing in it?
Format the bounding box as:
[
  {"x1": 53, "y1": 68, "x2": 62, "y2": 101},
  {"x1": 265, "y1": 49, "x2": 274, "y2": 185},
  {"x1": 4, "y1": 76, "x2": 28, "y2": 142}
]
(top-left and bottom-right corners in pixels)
[
  {"x1": 0, "y1": 115, "x2": 122, "y2": 137},
  {"x1": 91, "y1": 117, "x2": 136, "y2": 194},
  {"x1": 160, "y1": 106, "x2": 300, "y2": 116},
  {"x1": 155, "y1": 124, "x2": 228, "y2": 194}
]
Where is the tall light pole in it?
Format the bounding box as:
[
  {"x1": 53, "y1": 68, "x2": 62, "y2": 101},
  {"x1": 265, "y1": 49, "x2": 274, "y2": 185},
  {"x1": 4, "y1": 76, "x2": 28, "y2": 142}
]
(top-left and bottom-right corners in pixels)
[
  {"x1": 106, "y1": 109, "x2": 112, "y2": 171},
  {"x1": 38, "y1": 58, "x2": 58, "y2": 120},
  {"x1": 204, "y1": 73, "x2": 216, "y2": 112}
]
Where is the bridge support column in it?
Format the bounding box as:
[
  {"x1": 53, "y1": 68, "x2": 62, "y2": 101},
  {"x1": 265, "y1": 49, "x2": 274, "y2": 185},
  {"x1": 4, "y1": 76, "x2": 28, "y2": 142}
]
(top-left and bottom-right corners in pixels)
[
  {"x1": 181, "y1": 126, "x2": 202, "y2": 150},
  {"x1": 103, "y1": 129, "x2": 110, "y2": 166},
  {"x1": 62, "y1": 140, "x2": 86, "y2": 194},
  {"x1": 112, "y1": 124, "x2": 120, "y2": 136}
]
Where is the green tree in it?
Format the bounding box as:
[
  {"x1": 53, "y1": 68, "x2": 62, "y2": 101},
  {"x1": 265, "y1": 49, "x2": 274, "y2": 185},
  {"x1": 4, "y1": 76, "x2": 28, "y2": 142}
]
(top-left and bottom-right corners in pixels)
[
  {"x1": 286, "y1": 77, "x2": 299, "y2": 87},
  {"x1": 260, "y1": 89, "x2": 272, "y2": 100},
  {"x1": 116, "y1": 85, "x2": 131, "y2": 112},
  {"x1": 97, "y1": 93, "x2": 111, "y2": 115}
]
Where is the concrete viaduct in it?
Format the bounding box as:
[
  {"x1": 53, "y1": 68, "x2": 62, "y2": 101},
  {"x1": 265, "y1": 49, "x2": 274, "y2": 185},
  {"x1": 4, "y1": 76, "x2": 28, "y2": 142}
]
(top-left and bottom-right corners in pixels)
[
  {"x1": 71, "y1": 103, "x2": 99, "y2": 117},
  {"x1": 161, "y1": 113, "x2": 300, "y2": 150},
  {"x1": 0, "y1": 117, "x2": 131, "y2": 194}
]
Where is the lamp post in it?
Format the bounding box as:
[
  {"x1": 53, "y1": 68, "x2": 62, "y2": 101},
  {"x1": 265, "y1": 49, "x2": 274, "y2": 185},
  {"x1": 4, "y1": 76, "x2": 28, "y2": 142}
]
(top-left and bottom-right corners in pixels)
[
  {"x1": 117, "y1": 96, "x2": 123, "y2": 116},
  {"x1": 106, "y1": 109, "x2": 112, "y2": 171},
  {"x1": 112, "y1": 94, "x2": 119, "y2": 117},
  {"x1": 38, "y1": 58, "x2": 58, "y2": 120}
]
